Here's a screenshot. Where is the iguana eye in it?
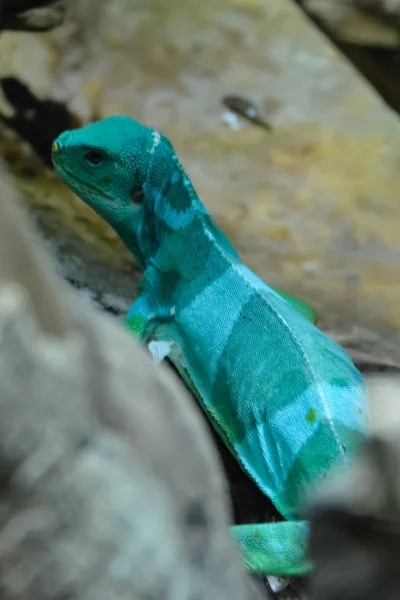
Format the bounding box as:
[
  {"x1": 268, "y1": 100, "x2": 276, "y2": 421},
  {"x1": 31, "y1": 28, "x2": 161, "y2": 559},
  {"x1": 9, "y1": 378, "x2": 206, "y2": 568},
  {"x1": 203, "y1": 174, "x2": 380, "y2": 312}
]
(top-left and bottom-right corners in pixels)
[
  {"x1": 130, "y1": 185, "x2": 144, "y2": 204},
  {"x1": 84, "y1": 150, "x2": 104, "y2": 165}
]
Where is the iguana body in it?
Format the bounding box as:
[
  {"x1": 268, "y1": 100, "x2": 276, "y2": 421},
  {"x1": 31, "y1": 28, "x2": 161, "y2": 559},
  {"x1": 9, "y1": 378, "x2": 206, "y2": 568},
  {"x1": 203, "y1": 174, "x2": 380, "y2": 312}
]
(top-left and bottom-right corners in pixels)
[{"x1": 52, "y1": 116, "x2": 369, "y2": 576}]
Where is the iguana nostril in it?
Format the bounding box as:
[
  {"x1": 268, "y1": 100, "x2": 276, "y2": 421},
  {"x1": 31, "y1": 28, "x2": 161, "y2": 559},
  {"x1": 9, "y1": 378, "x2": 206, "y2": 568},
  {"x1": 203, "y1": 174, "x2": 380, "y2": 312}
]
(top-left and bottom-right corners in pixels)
[{"x1": 52, "y1": 141, "x2": 59, "y2": 153}]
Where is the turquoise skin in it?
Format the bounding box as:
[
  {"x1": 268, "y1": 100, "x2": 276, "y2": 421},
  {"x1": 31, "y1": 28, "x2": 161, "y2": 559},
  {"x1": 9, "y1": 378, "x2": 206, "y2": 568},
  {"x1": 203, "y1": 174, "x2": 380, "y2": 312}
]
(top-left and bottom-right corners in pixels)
[{"x1": 52, "y1": 116, "x2": 369, "y2": 576}]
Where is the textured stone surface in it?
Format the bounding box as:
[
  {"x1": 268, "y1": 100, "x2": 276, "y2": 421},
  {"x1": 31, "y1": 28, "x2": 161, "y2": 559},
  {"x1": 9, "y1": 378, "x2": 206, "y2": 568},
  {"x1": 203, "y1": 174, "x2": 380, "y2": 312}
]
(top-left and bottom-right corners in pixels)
[
  {"x1": 0, "y1": 0, "x2": 399, "y2": 356},
  {"x1": 301, "y1": 0, "x2": 400, "y2": 45}
]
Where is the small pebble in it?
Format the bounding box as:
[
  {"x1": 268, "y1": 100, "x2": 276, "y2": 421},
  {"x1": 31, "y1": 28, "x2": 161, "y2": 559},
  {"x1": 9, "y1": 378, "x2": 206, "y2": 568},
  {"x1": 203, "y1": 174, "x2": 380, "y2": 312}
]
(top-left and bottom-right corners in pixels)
[
  {"x1": 222, "y1": 111, "x2": 241, "y2": 130},
  {"x1": 222, "y1": 95, "x2": 272, "y2": 130},
  {"x1": 266, "y1": 575, "x2": 290, "y2": 593},
  {"x1": 301, "y1": 260, "x2": 322, "y2": 275},
  {"x1": 148, "y1": 340, "x2": 173, "y2": 364}
]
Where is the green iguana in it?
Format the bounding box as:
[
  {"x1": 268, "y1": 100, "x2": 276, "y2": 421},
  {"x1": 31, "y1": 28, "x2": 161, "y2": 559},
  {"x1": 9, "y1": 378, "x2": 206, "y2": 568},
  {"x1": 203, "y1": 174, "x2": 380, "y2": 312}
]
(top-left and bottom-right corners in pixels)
[{"x1": 52, "y1": 115, "x2": 369, "y2": 577}]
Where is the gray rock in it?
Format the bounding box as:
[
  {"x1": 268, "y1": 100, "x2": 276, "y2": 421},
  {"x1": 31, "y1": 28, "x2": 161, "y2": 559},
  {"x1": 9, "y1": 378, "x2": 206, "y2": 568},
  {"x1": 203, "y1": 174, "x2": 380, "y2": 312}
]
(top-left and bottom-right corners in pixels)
[{"x1": 308, "y1": 370, "x2": 400, "y2": 600}]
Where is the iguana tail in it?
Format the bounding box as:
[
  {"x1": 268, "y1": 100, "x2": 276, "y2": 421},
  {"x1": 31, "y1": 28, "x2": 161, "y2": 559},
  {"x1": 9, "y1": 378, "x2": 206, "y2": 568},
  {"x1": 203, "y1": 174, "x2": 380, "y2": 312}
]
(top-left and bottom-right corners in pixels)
[{"x1": 231, "y1": 520, "x2": 312, "y2": 576}]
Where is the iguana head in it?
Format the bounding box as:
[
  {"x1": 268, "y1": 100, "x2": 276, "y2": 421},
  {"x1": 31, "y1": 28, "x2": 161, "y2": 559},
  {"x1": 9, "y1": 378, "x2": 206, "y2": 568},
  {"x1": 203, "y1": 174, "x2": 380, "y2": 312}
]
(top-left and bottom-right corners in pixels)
[
  {"x1": 52, "y1": 115, "x2": 202, "y2": 264},
  {"x1": 52, "y1": 116, "x2": 166, "y2": 225}
]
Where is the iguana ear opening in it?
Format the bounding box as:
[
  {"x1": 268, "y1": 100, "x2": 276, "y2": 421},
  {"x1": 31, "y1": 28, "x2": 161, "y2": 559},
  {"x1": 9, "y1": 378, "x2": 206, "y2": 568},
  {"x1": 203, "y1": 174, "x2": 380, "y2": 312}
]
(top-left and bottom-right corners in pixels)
[{"x1": 130, "y1": 186, "x2": 144, "y2": 204}]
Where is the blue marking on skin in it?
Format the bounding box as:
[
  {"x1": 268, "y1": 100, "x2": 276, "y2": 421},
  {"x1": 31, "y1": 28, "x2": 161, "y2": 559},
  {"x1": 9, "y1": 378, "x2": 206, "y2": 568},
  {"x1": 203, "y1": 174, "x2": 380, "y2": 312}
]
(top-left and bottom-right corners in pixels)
[
  {"x1": 237, "y1": 425, "x2": 286, "y2": 514},
  {"x1": 179, "y1": 267, "x2": 253, "y2": 384},
  {"x1": 171, "y1": 171, "x2": 180, "y2": 184},
  {"x1": 196, "y1": 199, "x2": 209, "y2": 214},
  {"x1": 235, "y1": 381, "x2": 367, "y2": 516},
  {"x1": 154, "y1": 189, "x2": 195, "y2": 229}
]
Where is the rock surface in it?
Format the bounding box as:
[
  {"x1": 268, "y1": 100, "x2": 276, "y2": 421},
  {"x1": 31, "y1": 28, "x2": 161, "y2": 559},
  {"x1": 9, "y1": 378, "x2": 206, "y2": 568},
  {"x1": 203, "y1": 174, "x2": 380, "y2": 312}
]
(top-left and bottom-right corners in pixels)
[
  {"x1": 0, "y1": 0, "x2": 399, "y2": 362},
  {"x1": 300, "y1": 0, "x2": 400, "y2": 45}
]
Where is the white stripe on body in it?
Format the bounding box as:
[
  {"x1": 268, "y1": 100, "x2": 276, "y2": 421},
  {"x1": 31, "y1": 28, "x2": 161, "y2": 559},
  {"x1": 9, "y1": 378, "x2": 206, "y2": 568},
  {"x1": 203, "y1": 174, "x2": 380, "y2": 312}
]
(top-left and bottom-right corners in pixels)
[{"x1": 177, "y1": 267, "x2": 253, "y2": 391}]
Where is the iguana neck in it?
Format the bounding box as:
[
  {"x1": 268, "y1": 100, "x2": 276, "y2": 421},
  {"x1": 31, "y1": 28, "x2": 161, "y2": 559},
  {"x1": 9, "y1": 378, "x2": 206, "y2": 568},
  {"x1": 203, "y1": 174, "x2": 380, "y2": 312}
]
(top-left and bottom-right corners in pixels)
[
  {"x1": 113, "y1": 169, "x2": 241, "y2": 272},
  {"x1": 112, "y1": 214, "x2": 147, "y2": 270}
]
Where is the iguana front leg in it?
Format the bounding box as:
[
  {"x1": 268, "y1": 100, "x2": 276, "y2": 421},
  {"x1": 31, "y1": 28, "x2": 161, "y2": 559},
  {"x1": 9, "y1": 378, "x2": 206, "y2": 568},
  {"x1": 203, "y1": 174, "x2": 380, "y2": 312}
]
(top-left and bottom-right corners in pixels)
[
  {"x1": 124, "y1": 270, "x2": 170, "y2": 345},
  {"x1": 125, "y1": 297, "x2": 176, "y2": 365},
  {"x1": 232, "y1": 521, "x2": 312, "y2": 576},
  {"x1": 125, "y1": 295, "x2": 157, "y2": 342}
]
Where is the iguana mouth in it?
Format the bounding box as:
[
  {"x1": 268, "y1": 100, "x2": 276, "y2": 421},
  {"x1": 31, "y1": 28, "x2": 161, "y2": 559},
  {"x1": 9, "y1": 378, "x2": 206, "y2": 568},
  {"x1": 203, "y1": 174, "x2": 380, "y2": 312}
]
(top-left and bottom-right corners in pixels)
[{"x1": 55, "y1": 164, "x2": 112, "y2": 201}]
